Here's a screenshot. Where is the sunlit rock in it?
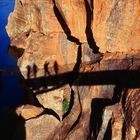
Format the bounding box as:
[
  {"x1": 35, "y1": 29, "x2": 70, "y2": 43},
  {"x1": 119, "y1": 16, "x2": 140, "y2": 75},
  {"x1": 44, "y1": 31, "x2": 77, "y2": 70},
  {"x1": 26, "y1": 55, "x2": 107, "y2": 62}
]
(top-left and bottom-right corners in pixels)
[
  {"x1": 6, "y1": 0, "x2": 140, "y2": 139},
  {"x1": 93, "y1": 0, "x2": 140, "y2": 52},
  {"x1": 16, "y1": 104, "x2": 44, "y2": 120},
  {"x1": 36, "y1": 84, "x2": 71, "y2": 120}
]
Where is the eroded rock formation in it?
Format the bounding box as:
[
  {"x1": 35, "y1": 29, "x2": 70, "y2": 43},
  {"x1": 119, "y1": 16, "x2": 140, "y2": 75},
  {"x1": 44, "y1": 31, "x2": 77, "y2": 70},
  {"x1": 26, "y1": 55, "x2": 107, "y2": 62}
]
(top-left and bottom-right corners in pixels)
[{"x1": 6, "y1": 0, "x2": 140, "y2": 139}]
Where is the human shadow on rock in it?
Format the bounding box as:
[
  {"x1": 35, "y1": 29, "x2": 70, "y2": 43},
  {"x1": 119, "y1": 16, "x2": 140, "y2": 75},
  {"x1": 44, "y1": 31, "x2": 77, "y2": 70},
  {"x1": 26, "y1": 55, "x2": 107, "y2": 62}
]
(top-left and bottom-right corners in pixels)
[
  {"x1": 54, "y1": 61, "x2": 58, "y2": 75},
  {"x1": 33, "y1": 63, "x2": 38, "y2": 78},
  {"x1": 23, "y1": 63, "x2": 61, "y2": 121},
  {"x1": 25, "y1": 70, "x2": 140, "y2": 95},
  {"x1": 23, "y1": 64, "x2": 140, "y2": 139},
  {"x1": 44, "y1": 62, "x2": 50, "y2": 77},
  {"x1": 26, "y1": 65, "x2": 31, "y2": 79}
]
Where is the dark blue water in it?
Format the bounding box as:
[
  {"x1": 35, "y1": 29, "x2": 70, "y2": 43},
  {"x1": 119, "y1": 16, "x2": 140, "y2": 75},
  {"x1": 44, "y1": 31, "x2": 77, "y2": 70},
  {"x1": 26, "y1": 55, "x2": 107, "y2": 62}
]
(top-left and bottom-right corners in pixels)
[
  {"x1": 0, "y1": 70, "x2": 24, "y2": 109},
  {"x1": 0, "y1": 1, "x2": 25, "y2": 139},
  {"x1": 0, "y1": 0, "x2": 24, "y2": 109},
  {"x1": 0, "y1": 0, "x2": 16, "y2": 68}
]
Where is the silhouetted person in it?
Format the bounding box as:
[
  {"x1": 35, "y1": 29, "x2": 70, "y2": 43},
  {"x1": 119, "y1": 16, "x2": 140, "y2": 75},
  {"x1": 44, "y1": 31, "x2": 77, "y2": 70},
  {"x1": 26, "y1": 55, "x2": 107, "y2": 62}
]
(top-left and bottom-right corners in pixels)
[
  {"x1": 44, "y1": 62, "x2": 50, "y2": 77},
  {"x1": 26, "y1": 65, "x2": 31, "y2": 79},
  {"x1": 33, "y1": 64, "x2": 38, "y2": 78},
  {"x1": 54, "y1": 61, "x2": 58, "y2": 75}
]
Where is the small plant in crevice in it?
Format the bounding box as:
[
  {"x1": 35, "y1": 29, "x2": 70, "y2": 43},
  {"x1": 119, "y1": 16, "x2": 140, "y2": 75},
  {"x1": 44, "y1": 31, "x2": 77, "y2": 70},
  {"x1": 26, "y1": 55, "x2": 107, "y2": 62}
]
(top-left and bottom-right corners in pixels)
[{"x1": 63, "y1": 98, "x2": 69, "y2": 114}]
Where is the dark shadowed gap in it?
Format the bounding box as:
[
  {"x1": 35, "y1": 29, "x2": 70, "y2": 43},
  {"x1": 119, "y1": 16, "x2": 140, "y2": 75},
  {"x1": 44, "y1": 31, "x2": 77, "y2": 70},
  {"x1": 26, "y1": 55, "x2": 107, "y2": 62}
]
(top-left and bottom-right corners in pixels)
[
  {"x1": 84, "y1": 0, "x2": 99, "y2": 53},
  {"x1": 52, "y1": 0, "x2": 80, "y2": 45},
  {"x1": 63, "y1": 90, "x2": 74, "y2": 119},
  {"x1": 19, "y1": 0, "x2": 23, "y2": 6},
  {"x1": 69, "y1": 44, "x2": 82, "y2": 86},
  {"x1": 88, "y1": 84, "x2": 126, "y2": 139},
  {"x1": 29, "y1": 108, "x2": 61, "y2": 121},
  {"x1": 0, "y1": 107, "x2": 25, "y2": 140},
  {"x1": 8, "y1": 46, "x2": 25, "y2": 60},
  {"x1": 102, "y1": 119, "x2": 112, "y2": 140},
  {"x1": 89, "y1": 98, "x2": 112, "y2": 139},
  {"x1": 12, "y1": 116, "x2": 25, "y2": 140},
  {"x1": 70, "y1": 112, "x2": 82, "y2": 132},
  {"x1": 69, "y1": 87, "x2": 82, "y2": 132},
  {"x1": 121, "y1": 89, "x2": 129, "y2": 140},
  {"x1": 112, "y1": 85, "x2": 123, "y2": 104},
  {"x1": 121, "y1": 108, "x2": 132, "y2": 140}
]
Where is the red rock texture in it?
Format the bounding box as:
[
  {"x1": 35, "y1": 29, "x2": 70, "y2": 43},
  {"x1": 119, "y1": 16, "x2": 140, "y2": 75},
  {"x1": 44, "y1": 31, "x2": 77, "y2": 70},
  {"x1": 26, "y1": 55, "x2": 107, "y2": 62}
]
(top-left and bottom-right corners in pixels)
[
  {"x1": 6, "y1": 0, "x2": 140, "y2": 139},
  {"x1": 93, "y1": 0, "x2": 140, "y2": 52},
  {"x1": 6, "y1": 0, "x2": 95, "y2": 78}
]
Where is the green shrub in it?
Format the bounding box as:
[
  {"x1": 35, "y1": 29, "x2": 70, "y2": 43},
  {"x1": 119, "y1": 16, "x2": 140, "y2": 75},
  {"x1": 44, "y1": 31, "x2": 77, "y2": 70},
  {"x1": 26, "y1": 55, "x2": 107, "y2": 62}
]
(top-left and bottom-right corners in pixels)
[{"x1": 63, "y1": 98, "x2": 69, "y2": 113}]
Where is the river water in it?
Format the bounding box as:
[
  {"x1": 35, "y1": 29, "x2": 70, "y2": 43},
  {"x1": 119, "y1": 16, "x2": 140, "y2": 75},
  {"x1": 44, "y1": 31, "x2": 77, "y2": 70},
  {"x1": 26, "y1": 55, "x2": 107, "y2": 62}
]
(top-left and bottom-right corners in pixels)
[
  {"x1": 0, "y1": 69, "x2": 24, "y2": 109},
  {"x1": 0, "y1": 0, "x2": 24, "y2": 110}
]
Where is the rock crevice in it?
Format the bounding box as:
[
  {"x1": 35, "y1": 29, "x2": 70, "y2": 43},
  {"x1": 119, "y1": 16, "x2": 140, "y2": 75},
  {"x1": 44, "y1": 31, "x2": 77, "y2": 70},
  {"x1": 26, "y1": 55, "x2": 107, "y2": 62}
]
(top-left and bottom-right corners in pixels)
[{"x1": 6, "y1": 0, "x2": 140, "y2": 139}]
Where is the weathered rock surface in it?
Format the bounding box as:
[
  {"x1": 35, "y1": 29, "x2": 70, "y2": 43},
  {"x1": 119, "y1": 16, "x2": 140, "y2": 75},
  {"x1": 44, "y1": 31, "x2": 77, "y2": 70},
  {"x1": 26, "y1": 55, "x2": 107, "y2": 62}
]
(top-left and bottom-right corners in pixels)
[
  {"x1": 16, "y1": 104, "x2": 44, "y2": 120},
  {"x1": 6, "y1": 0, "x2": 140, "y2": 140},
  {"x1": 6, "y1": 0, "x2": 140, "y2": 63},
  {"x1": 6, "y1": 0, "x2": 98, "y2": 78},
  {"x1": 14, "y1": 114, "x2": 60, "y2": 140},
  {"x1": 93, "y1": 0, "x2": 140, "y2": 52},
  {"x1": 123, "y1": 89, "x2": 140, "y2": 140},
  {"x1": 36, "y1": 84, "x2": 71, "y2": 119},
  {"x1": 12, "y1": 53, "x2": 140, "y2": 140}
]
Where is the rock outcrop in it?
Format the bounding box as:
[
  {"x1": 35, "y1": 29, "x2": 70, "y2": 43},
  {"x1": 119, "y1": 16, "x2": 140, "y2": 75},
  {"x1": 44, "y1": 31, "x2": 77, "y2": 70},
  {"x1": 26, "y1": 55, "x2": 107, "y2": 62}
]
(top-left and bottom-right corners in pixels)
[
  {"x1": 93, "y1": 0, "x2": 140, "y2": 52},
  {"x1": 6, "y1": 0, "x2": 140, "y2": 139}
]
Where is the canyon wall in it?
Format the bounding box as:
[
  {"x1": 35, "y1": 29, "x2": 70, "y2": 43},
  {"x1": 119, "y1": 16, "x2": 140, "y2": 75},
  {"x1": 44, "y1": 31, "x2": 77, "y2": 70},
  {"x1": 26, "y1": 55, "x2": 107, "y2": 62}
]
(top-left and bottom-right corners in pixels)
[{"x1": 6, "y1": 0, "x2": 140, "y2": 139}]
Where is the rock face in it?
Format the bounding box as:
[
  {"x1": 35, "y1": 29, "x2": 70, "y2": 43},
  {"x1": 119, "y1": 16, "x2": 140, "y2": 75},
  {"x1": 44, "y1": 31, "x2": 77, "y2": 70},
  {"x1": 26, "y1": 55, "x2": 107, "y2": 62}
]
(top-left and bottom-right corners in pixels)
[
  {"x1": 93, "y1": 0, "x2": 140, "y2": 52},
  {"x1": 16, "y1": 104, "x2": 44, "y2": 120},
  {"x1": 6, "y1": 0, "x2": 98, "y2": 78},
  {"x1": 6, "y1": 0, "x2": 140, "y2": 140},
  {"x1": 36, "y1": 84, "x2": 71, "y2": 120}
]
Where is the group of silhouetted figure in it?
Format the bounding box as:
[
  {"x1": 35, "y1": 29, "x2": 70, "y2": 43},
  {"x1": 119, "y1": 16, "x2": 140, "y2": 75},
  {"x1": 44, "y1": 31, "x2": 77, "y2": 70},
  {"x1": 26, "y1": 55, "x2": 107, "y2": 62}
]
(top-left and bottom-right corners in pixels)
[{"x1": 26, "y1": 61, "x2": 58, "y2": 79}]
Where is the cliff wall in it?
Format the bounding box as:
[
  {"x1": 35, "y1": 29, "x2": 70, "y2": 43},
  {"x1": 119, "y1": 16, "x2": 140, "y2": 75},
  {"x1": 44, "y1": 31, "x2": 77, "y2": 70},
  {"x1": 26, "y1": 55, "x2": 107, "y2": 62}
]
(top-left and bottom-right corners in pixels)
[{"x1": 6, "y1": 0, "x2": 140, "y2": 139}]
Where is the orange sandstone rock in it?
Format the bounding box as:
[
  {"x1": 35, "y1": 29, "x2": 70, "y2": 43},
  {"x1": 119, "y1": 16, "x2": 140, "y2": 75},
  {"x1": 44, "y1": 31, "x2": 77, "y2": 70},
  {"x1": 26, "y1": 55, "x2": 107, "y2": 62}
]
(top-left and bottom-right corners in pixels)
[{"x1": 93, "y1": 0, "x2": 140, "y2": 52}]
